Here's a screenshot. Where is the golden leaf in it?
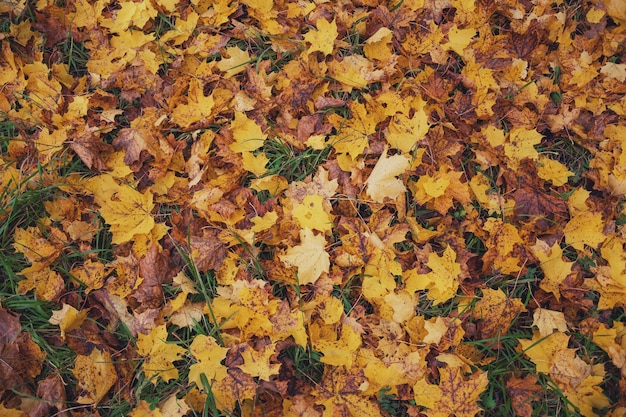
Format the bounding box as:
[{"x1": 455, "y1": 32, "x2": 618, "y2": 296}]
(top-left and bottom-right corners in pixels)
[
  {"x1": 304, "y1": 18, "x2": 337, "y2": 56},
  {"x1": 136, "y1": 325, "x2": 186, "y2": 383},
  {"x1": 414, "y1": 366, "x2": 489, "y2": 417},
  {"x1": 280, "y1": 228, "x2": 330, "y2": 285},
  {"x1": 532, "y1": 308, "x2": 568, "y2": 338},
  {"x1": 518, "y1": 330, "x2": 570, "y2": 374},
  {"x1": 364, "y1": 147, "x2": 410, "y2": 203},
  {"x1": 292, "y1": 195, "x2": 334, "y2": 232},
  {"x1": 189, "y1": 334, "x2": 228, "y2": 387},
  {"x1": 405, "y1": 245, "x2": 461, "y2": 304},
  {"x1": 564, "y1": 211, "x2": 606, "y2": 251},
  {"x1": 73, "y1": 348, "x2": 118, "y2": 405},
  {"x1": 229, "y1": 111, "x2": 267, "y2": 153},
  {"x1": 473, "y1": 288, "x2": 525, "y2": 341},
  {"x1": 49, "y1": 303, "x2": 88, "y2": 340},
  {"x1": 237, "y1": 343, "x2": 280, "y2": 381},
  {"x1": 86, "y1": 175, "x2": 155, "y2": 245}
]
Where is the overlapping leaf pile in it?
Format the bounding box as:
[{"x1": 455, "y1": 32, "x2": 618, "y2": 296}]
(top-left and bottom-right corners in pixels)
[{"x1": 1, "y1": 0, "x2": 626, "y2": 415}]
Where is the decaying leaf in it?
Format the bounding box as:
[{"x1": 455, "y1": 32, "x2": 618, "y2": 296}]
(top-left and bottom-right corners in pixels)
[
  {"x1": 3, "y1": 0, "x2": 626, "y2": 414},
  {"x1": 73, "y1": 348, "x2": 118, "y2": 405},
  {"x1": 413, "y1": 366, "x2": 488, "y2": 417}
]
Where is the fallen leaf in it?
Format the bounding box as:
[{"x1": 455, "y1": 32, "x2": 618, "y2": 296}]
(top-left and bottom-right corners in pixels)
[
  {"x1": 405, "y1": 245, "x2": 462, "y2": 304},
  {"x1": 49, "y1": 303, "x2": 88, "y2": 339},
  {"x1": 86, "y1": 175, "x2": 156, "y2": 245},
  {"x1": 532, "y1": 308, "x2": 568, "y2": 338},
  {"x1": 413, "y1": 366, "x2": 489, "y2": 417},
  {"x1": 473, "y1": 288, "x2": 526, "y2": 342},
  {"x1": 136, "y1": 325, "x2": 186, "y2": 384},
  {"x1": 280, "y1": 228, "x2": 330, "y2": 285},
  {"x1": 304, "y1": 18, "x2": 337, "y2": 56},
  {"x1": 73, "y1": 348, "x2": 118, "y2": 405},
  {"x1": 365, "y1": 147, "x2": 410, "y2": 203},
  {"x1": 505, "y1": 375, "x2": 542, "y2": 417}
]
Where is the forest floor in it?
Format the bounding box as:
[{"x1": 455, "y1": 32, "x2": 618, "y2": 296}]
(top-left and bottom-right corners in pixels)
[{"x1": 1, "y1": 0, "x2": 626, "y2": 416}]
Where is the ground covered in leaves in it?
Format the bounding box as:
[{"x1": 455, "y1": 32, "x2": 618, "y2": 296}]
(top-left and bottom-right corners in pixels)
[{"x1": 1, "y1": 0, "x2": 626, "y2": 416}]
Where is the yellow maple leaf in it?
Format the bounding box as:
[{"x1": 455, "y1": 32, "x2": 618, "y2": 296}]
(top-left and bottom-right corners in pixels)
[
  {"x1": 363, "y1": 27, "x2": 393, "y2": 61},
  {"x1": 170, "y1": 78, "x2": 215, "y2": 128},
  {"x1": 315, "y1": 295, "x2": 345, "y2": 325},
  {"x1": 444, "y1": 24, "x2": 476, "y2": 56},
  {"x1": 100, "y1": 0, "x2": 157, "y2": 33},
  {"x1": 189, "y1": 334, "x2": 228, "y2": 388},
  {"x1": 365, "y1": 147, "x2": 410, "y2": 203},
  {"x1": 328, "y1": 55, "x2": 385, "y2": 89},
  {"x1": 304, "y1": 18, "x2": 337, "y2": 56},
  {"x1": 292, "y1": 194, "x2": 334, "y2": 232},
  {"x1": 314, "y1": 369, "x2": 381, "y2": 417},
  {"x1": 518, "y1": 330, "x2": 570, "y2": 374},
  {"x1": 411, "y1": 164, "x2": 471, "y2": 214},
  {"x1": 593, "y1": 323, "x2": 626, "y2": 377},
  {"x1": 601, "y1": 61, "x2": 626, "y2": 82},
  {"x1": 386, "y1": 111, "x2": 430, "y2": 153},
  {"x1": 532, "y1": 308, "x2": 568, "y2": 338},
  {"x1": 469, "y1": 172, "x2": 515, "y2": 215},
  {"x1": 13, "y1": 226, "x2": 61, "y2": 263},
  {"x1": 251, "y1": 210, "x2": 278, "y2": 233},
  {"x1": 35, "y1": 127, "x2": 66, "y2": 164},
  {"x1": 564, "y1": 211, "x2": 606, "y2": 251},
  {"x1": 241, "y1": 151, "x2": 268, "y2": 176},
  {"x1": 530, "y1": 240, "x2": 574, "y2": 300},
  {"x1": 17, "y1": 261, "x2": 65, "y2": 301},
  {"x1": 537, "y1": 156, "x2": 574, "y2": 186},
  {"x1": 405, "y1": 245, "x2": 461, "y2": 304},
  {"x1": 71, "y1": 259, "x2": 109, "y2": 293},
  {"x1": 482, "y1": 218, "x2": 525, "y2": 275},
  {"x1": 599, "y1": 236, "x2": 626, "y2": 290},
  {"x1": 49, "y1": 303, "x2": 88, "y2": 339},
  {"x1": 212, "y1": 370, "x2": 257, "y2": 412},
  {"x1": 413, "y1": 366, "x2": 489, "y2": 417},
  {"x1": 361, "y1": 218, "x2": 408, "y2": 302},
  {"x1": 362, "y1": 348, "x2": 425, "y2": 395},
  {"x1": 217, "y1": 46, "x2": 251, "y2": 78},
  {"x1": 560, "y1": 373, "x2": 610, "y2": 417},
  {"x1": 330, "y1": 101, "x2": 377, "y2": 168},
  {"x1": 461, "y1": 56, "x2": 499, "y2": 117},
  {"x1": 158, "y1": 393, "x2": 191, "y2": 417},
  {"x1": 473, "y1": 288, "x2": 526, "y2": 340},
  {"x1": 237, "y1": 343, "x2": 280, "y2": 381},
  {"x1": 423, "y1": 316, "x2": 450, "y2": 345},
  {"x1": 503, "y1": 127, "x2": 543, "y2": 170},
  {"x1": 73, "y1": 348, "x2": 118, "y2": 405},
  {"x1": 229, "y1": 111, "x2": 267, "y2": 153},
  {"x1": 136, "y1": 325, "x2": 186, "y2": 383},
  {"x1": 568, "y1": 51, "x2": 599, "y2": 88},
  {"x1": 158, "y1": 11, "x2": 199, "y2": 45},
  {"x1": 549, "y1": 349, "x2": 610, "y2": 417},
  {"x1": 86, "y1": 175, "x2": 155, "y2": 245},
  {"x1": 382, "y1": 290, "x2": 416, "y2": 323},
  {"x1": 22, "y1": 61, "x2": 62, "y2": 110},
  {"x1": 312, "y1": 324, "x2": 362, "y2": 368},
  {"x1": 280, "y1": 228, "x2": 330, "y2": 285}
]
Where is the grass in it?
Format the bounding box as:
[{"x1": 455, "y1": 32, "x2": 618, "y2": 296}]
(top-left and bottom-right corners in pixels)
[
  {"x1": 57, "y1": 31, "x2": 90, "y2": 77},
  {"x1": 260, "y1": 137, "x2": 333, "y2": 183}
]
